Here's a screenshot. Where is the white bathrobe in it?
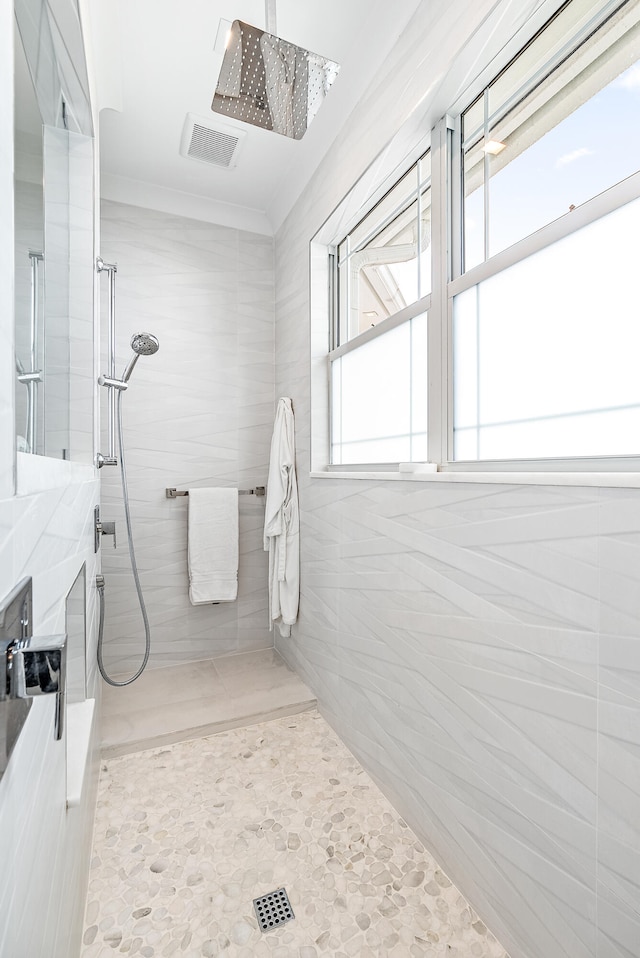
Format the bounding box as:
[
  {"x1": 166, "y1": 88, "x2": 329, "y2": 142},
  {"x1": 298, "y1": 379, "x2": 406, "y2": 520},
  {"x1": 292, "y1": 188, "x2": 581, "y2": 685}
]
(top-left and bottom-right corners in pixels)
[{"x1": 263, "y1": 397, "x2": 299, "y2": 637}]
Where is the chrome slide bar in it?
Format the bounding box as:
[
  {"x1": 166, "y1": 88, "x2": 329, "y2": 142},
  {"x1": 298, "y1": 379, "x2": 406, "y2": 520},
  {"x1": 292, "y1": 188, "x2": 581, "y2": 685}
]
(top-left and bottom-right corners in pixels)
[{"x1": 96, "y1": 256, "x2": 119, "y2": 467}]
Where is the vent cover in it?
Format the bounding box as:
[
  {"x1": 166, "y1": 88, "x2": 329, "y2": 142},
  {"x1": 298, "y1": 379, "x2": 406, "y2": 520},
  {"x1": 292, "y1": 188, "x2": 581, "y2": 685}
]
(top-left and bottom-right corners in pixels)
[{"x1": 179, "y1": 114, "x2": 245, "y2": 169}]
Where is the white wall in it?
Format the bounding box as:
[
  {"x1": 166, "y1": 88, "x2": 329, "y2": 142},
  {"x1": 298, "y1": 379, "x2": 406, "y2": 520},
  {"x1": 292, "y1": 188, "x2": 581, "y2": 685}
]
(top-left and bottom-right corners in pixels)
[
  {"x1": 98, "y1": 200, "x2": 275, "y2": 674},
  {"x1": 0, "y1": 473, "x2": 101, "y2": 958},
  {"x1": 273, "y1": 3, "x2": 640, "y2": 958},
  {"x1": 0, "y1": 3, "x2": 101, "y2": 955}
]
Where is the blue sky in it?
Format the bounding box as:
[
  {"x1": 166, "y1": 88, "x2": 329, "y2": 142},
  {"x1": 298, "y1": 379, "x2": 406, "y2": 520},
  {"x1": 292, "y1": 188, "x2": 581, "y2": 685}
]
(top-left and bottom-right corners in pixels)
[{"x1": 466, "y1": 59, "x2": 640, "y2": 262}]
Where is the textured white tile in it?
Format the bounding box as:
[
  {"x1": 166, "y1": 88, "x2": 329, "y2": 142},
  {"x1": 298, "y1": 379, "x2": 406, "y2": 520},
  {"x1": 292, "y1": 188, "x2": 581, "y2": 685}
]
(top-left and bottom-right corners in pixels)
[
  {"x1": 100, "y1": 201, "x2": 275, "y2": 667},
  {"x1": 597, "y1": 688, "x2": 640, "y2": 921},
  {"x1": 0, "y1": 463, "x2": 100, "y2": 958},
  {"x1": 0, "y1": 499, "x2": 16, "y2": 592},
  {"x1": 600, "y1": 634, "x2": 640, "y2": 707},
  {"x1": 99, "y1": 650, "x2": 314, "y2": 756},
  {"x1": 597, "y1": 881, "x2": 640, "y2": 958}
]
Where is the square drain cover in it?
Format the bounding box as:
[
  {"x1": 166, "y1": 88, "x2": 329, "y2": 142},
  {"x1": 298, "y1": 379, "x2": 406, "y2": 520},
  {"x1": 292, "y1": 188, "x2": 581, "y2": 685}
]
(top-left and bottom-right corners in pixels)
[{"x1": 253, "y1": 887, "x2": 295, "y2": 932}]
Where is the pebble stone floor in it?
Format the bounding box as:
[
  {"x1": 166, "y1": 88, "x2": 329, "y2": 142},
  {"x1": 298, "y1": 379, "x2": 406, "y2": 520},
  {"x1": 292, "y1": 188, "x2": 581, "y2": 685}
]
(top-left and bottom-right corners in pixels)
[{"x1": 81, "y1": 710, "x2": 510, "y2": 958}]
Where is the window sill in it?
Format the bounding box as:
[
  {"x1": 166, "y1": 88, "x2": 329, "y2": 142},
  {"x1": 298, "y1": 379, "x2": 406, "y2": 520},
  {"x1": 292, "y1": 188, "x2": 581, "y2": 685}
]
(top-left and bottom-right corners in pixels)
[{"x1": 310, "y1": 468, "x2": 640, "y2": 489}]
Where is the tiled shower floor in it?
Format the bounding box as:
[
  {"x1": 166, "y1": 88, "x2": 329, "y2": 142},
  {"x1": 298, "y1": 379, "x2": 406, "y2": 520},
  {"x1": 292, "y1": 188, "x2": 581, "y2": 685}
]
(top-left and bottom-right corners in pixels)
[
  {"x1": 100, "y1": 649, "x2": 316, "y2": 757},
  {"x1": 82, "y1": 710, "x2": 510, "y2": 958}
]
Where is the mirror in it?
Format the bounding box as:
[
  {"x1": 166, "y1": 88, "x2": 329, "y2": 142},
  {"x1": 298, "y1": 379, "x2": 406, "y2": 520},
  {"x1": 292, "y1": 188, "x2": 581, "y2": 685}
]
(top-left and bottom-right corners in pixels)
[
  {"x1": 13, "y1": 25, "x2": 44, "y2": 455},
  {"x1": 13, "y1": 0, "x2": 95, "y2": 463}
]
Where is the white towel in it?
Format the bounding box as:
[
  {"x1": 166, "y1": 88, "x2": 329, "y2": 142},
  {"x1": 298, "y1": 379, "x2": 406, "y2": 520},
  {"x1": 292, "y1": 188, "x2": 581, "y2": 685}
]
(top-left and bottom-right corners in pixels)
[{"x1": 188, "y1": 488, "x2": 239, "y2": 604}]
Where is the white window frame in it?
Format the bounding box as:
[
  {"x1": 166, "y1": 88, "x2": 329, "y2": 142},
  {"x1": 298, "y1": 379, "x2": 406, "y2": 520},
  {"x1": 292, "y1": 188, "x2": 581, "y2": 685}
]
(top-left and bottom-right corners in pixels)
[
  {"x1": 443, "y1": 0, "x2": 640, "y2": 474},
  {"x1": 325, "y1": 149, "x2": 433, "y2": 469},
  {"x1": 443, "y1": 168, "x2": 640, "y2": 474},
  {"x1": 311, "y1": 0, "x2": 640, "y2": 482}
]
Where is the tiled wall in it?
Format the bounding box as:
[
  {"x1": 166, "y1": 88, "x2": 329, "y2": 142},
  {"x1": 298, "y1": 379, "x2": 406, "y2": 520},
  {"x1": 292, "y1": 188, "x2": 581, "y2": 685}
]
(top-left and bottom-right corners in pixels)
[
  {"x1": 273, "y1": 2, "x2": 640, "y2": 957},
  {"x1": 0, "y1": 472, "x2": 101, "y2": 958},
  {"x1": 98, "y1": 201, "x2": 275, "y2": 674},
  {"x1": 1, "y1": 5, "x2": 101, "y2": 954}
]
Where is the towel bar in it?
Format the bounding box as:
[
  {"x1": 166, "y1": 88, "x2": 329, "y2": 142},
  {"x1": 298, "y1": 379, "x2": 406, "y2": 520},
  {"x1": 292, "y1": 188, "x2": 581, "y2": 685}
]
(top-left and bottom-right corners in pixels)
[{"x1": 166, "y1": 486, "x2": 265, "y2": 499}]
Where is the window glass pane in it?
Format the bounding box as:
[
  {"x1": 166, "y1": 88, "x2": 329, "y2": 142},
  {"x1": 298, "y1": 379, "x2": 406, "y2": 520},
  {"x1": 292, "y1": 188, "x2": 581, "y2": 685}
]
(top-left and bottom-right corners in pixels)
[
  {"x1": 452, "y1": 286, "x2": 478, "y2": 435},
  {"x1": 349, "y1": 166, "x2": 418, "y2": 253},
  {"x1": 462, "y1": 0, "x2": 640, "y2": 268},
  {"x1": 341, "y1": 323, "x2": 411, "y2": 445},
  {"x1": 331, "y1": 314, "x2": 428, "y2": 464},
  {"x1": 462, "y1": 93, "x2": 484, "y2": 147},
  {"x1": 418, "y1": 185, "x2": 432, "y2": 298},
  {"x1": 336, "y1": 152, "x2": 430, "y2": 344},
  {"x1": 411, "y1": 312, "x2": 429, "y2": 463},
  {"x1": 411, "y1": 312, "x2": 428, "y2": 439},
  {"x1": 337, "y1": 239, "x2": 349, "y2": 346},
  {"x1": 488, "y1": 51, "x2": 640, "y2": 257},
  {"x1": 356, "y1": 197, "x2": 419, "y2": 334},
  {"x1": 335, "y1": 437, "x2": 412, "y2": 463},
  {"x1": 341, "y1": 186, "x2": 431, "y2": 341},
  {"x1": 488, "y1": 1, "x2": 602, "y2": 126},
  {"x1": 453, "y1": 194, "x2": 640, "y2": 460},
  {"x1": 331, "y1": 356, "x2": 342, "y2": 461},
  {"x1": 463, "y1": 151, "x2": 484, "y2": 271}
]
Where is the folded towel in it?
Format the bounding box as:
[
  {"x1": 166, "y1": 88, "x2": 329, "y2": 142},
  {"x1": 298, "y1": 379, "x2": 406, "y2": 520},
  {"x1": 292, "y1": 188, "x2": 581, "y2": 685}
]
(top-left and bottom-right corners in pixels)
[{"x1": 188, "y1": 488, "x2": 239, "y2": 604}]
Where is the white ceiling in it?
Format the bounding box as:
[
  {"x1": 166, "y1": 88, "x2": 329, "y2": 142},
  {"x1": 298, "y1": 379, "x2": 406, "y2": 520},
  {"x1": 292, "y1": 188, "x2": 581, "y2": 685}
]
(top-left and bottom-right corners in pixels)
[{"x1": 89, "y1": 0, "x2": 424, "y2": 233}]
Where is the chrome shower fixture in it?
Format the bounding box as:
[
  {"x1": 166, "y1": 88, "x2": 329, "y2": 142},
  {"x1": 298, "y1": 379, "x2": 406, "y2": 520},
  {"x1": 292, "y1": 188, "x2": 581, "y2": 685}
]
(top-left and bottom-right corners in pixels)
[
  {"x1": 97, "y1": 258, "x2": 160, "y2": 470},
  {"x1": 131, "y1": 331, "x2": 160, "y2": 355},
  {"x1": 122, "y1": 332, "x2": 160, "y2": 383},
  {"x1": 211, "y1": 16, "x2": 340, "y2": 140}
]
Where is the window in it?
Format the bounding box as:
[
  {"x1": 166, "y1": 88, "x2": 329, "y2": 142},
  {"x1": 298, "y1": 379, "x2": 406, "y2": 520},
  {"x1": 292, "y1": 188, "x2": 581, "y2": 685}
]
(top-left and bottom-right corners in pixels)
[
  {"x1": 331, "y1": 313, "x2": 428, "y2": 464},
  {"x1": 336, "y1": 155, "x2": 431, "y2": 344},
  {"x1": 319, "y1": 0, "x2": 640, "y2": 475},
  {"x1": 453, "y1": 195, "x2": 640, "y2": 461},
  {"x1": 330, "y1": 152, "x2": 431, "y2": 465},
  {"x1": 461, "y1": 0, "x2": 640, "y2": 270},
  {"x1": 453, "y1": 0, "x2": 640, "y2": 464}
]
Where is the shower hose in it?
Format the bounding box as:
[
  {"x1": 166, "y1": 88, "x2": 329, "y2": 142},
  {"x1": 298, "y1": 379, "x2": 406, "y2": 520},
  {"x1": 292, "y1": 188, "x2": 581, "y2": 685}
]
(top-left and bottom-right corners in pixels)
[{"x1": 96, "y1": 388, "x2": 151, "y2": 686}]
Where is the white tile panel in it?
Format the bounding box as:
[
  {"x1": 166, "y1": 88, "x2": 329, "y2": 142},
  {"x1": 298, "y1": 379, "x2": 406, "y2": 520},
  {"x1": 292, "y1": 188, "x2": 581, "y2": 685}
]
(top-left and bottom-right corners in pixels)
[{"x1": 99, "y1": 201, "x2": 275, "y2": 669}]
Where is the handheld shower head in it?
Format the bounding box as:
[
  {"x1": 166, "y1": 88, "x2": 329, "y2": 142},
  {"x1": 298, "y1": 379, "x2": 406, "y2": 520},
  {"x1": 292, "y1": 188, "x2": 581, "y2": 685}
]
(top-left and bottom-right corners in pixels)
[
  {"x1": 131, "y1": 332, "x2": 160, "y2": 357},
  {"x1": 122, "y1": 332, "x2": 160, "y2": 382}
]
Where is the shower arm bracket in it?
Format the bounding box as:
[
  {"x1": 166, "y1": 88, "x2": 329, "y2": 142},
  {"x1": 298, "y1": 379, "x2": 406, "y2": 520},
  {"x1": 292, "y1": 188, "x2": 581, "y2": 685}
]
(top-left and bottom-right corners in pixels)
[
  {"x1": 96, "y1": 453, "x2": 118, "y2": 469},
  {"x1": 98, "y1": 375, "x2": 128, "y2": 391}
]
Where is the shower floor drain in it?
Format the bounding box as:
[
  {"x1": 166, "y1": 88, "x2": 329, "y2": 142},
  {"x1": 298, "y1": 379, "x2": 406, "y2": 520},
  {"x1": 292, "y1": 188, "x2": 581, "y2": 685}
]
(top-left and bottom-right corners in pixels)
[{"x1": 253, "y1": 887, "x2": 295, "y2": 932}]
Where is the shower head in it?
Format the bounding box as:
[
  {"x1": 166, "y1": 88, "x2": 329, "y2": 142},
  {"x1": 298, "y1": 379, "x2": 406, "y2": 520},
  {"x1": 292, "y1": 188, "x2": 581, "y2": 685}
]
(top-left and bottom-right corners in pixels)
[
  {"x1": 131, "y1": 332, "x2": 160, "y2": 356},
  {"x1": 122, "y1": 332, "x2": 160, "y2": 382}
]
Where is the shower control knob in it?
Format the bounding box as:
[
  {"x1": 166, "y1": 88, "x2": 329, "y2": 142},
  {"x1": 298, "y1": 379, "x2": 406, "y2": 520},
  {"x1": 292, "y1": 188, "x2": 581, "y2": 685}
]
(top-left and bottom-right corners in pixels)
[
  {"x1": 99, "y1": 520, "x2": 117, "y2": 549},
  {"x1": 0, "y1": 578, "x2": 67, "y2": 743}
]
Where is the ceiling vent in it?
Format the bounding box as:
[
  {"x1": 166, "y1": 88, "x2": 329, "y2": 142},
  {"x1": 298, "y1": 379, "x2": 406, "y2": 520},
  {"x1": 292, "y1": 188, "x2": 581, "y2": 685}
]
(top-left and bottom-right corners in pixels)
[{"x1": 179, "y1": 113, "x2": 245, "y2": 169}]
